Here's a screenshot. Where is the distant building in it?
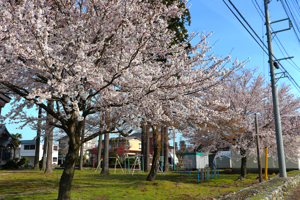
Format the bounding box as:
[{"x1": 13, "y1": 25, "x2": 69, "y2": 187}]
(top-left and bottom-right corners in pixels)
[
  {"x1": 58, "y1": 134, "x2": 97, "y2": 165},
  {"x1": 0, "y1": 124, "x2": 18, "y2": 166},
  {"x1": 20, "y1": 140, "x2": 59, "y2": 165}
]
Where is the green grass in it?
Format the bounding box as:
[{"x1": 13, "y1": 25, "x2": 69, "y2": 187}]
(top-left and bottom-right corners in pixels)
[{"x1": 0, "y1": 169, "x2": 266, "y2": 200}]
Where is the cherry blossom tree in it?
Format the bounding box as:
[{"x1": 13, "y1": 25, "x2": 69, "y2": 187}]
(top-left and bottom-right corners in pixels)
[
  {"x1": 0, "y1": 0, "x2": 244, "y2": 199},
  {"x1": 187, "y1": 68, "x2": 300, "y2": 178}
]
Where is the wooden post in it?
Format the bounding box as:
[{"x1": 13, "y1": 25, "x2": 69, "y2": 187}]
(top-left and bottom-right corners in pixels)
[
  {"x1": 265, "y1": 147, "x2": 268, "y2": 180},
  {"x1": 255, "y1": 113, "x2": 263, "y2": 182}
]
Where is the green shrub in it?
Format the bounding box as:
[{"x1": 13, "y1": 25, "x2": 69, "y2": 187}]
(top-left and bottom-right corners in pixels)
[
  {"x1": 109, "y1": 152, "x2": 118, "y2": 165},
  {"x1": 17, "y1": 157, "x2": 29, "y2": 166},
  {"x1": 2, "y1": 159, "x2": 18, "y2": 169}
]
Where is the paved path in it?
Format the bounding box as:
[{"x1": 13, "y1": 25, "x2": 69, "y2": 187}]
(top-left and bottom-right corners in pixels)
[{"x1": 284, "y1": 183, "x2": 300, "y2": 200}]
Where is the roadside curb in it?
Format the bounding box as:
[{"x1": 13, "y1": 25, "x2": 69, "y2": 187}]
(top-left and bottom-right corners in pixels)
[
  {"x1": 218, "y1": 172, "x2": 300, "y2": 200},
  {"x1": 258, "y1": 173, "x2": 300, "y2": 200}
]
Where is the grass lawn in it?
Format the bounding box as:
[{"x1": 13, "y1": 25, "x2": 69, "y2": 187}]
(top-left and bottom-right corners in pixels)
[{"x1": 0, "y1": 168, "x2": 264, "y2": 200}]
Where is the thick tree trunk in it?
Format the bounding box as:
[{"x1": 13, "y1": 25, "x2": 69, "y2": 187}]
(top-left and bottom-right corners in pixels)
[
  {"x1": 97, "y1": 134, "x2": 102, "y2": 169},
  {"x1": 57, "y1": 114, "x2": 84, "y2": 200},
  {"x1": 240, "y1": 148, "x2": 247, "y2": 178},
  {"x1": 57, "y1": 137, "x2": 79, "y2": 200},
  {"x1": 146, "y1": 126, "x2": 160, "y2": 181},
  {"x1": 163, "y1": 126, "x2": 169, "y2": 172},
  {"x1": 34, "y1": 107, "x2": 42, "y2": 170},
  {"x1": 41, "y1": 135, "x2": 47, "y2": 171},
  {"x1": 45, "y1": 101, "x2": 54, "y2": 174},
  {"x1": 241, "y1": 156, "x2": 247, "y2": 178},
  {"x1": 144, "y1": 124, "x2": 150, "y2": 172},
  {"x1": 100, "y1": 132, "x2": 110, "y2": 174},
  {"x1": 79, "y1": 122, "x2": 85, "y2": 170}
]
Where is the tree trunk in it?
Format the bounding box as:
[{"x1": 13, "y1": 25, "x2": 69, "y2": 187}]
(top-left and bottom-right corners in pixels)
[
  {"x1": 41, "y1": 135, "x2": 47, "y2": 171},
  {"x1": 160, "y1": 125, "x2": 164, "y2": 161},
  {"x1": 240, "y1": 148, "x2": 247, "y2": 178},
  {"x1": 97, "y1": 133, "x2": 102, "y2": 169},
  {"x1": 141, "y1": 123, "x2": 146, "y2": 170},
  {"x1": 79, "y1": 121, "x2": 85, "y2": 170},
  {"x1": 34, "y1": 107, "x2": 42, "y2": 170},
  {"x1": 45, "y1": 101, "x2": 54, "y2": 174},
  {"x1": 144, "y1": 123, "x2": 150, "y2": 172},
  {"x1": 57, "y1": 135, "x2": 80, "y2": 200},
  {"x1": 146, "y1": 125, "x2": 160, "y2": 181},
  {"x1": 163, "y1": 126, "x2": 169, "y2": 172},
  {"x1": 100, "y1": 132, "x2": 110, "y2": 174}
]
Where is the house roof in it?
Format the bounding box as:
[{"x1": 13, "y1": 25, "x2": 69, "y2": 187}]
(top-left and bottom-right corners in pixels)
[
  {"x1": 124, "y1": 136, "x2": 141, "y2": 141},
  {"x1": 20, "y1": 140, "x2": 36, "y2": 145},
  {"x1": 0, "y1": 92, "x2": 10, "y2": 108},
  {"x1": 129, "y1": 132, "x2": 142, "y2": 139},
  {"x1": 57, "y1": 135, "x2": 68, "y2": 141},
  {"x1": 129, "y1": 131, "x2": 153, "y2": 139},
  {"x1": 0, "y1": 124, "x2": 18, "y2": 147}
]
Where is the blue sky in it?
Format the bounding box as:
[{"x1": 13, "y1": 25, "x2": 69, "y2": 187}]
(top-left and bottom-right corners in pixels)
[
  {"x1": 188, "y1": 0, "x2": 300, "y2": 91},
  {"x1": 2, "y1": 0, "x2": 300, "y2": 143}
]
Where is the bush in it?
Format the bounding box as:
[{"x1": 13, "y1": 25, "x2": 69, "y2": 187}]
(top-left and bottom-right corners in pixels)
[
  {"x1": 2, "y1": 159, "x2": 19, "y2": 170},
  {"x1": 17, "y1": 157, "x2": 29, "y2": 166},
  {"x1": 109, "y1": 152, "x2": 118, "y2": 165}
]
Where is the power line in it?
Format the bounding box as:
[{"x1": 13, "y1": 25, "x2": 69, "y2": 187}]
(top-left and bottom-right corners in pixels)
[
  {"x1": 280, "y1": 0, "x2": 300, "y2": 44},
  {"x1": 222, "y1": 0, "x2": 300, "y2": 92},
  {"x1": 251, "y1": 0, "x2": 300, "y2": 73},
  {"x1": 222, "y1": 0, "x2": 268, "y2": 54}
]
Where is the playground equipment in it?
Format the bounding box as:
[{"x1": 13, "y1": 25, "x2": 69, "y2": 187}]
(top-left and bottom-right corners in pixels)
[
  {"x1": 124, "y1": 155, "x2": 165, "y2": 175},
  {"x1": 124, "y1": 155, "x2": 143, "y2": 175},
  {"x1": 197, "y1": 165, "x2": 219, "y2": 181},
  {"x1": 94, "y1": 157, "x2": 123, "y2": 173}
]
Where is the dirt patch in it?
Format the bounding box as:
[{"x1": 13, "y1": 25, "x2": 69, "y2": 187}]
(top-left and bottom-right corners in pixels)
[{"x1": 284, "y1": 183, "x2": 300, "y2": 200}]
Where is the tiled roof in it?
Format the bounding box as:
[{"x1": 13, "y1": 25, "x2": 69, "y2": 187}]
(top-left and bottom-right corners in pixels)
[{"x1": 20, "y1": 140, "x2": 36, "y2": 145}]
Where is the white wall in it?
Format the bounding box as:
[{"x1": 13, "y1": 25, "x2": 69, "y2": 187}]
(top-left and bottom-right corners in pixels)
[
  {"x1": 231, "y1": 150, "x2": 300, "y2": 170},
  {"x1": 20, "y1": 143, "x2": 59, "y2": 165}
]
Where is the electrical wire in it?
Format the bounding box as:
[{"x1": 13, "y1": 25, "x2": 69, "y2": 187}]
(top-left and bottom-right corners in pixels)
[
  {"x1": 250, "y1": 0, "x2": 300, "y2": 73},
  {"x1": 223, "y1": 0, "x2": 300, "y2": 92},
  {"x1": 280, "y1": 0, "x2": 300, "y2": 44},
  {"x1": 222, "y1": 0, "x2": 268, "y2": 55}
]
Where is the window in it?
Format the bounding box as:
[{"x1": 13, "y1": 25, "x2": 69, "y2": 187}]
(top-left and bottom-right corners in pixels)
[
  {"x1": 24, "y1": 145, "x2": 35, "y2": 150},
  {"x1": 59, "y1": 143, "x2": 66, "y2": 148},
  {"x1": 53, "y1": 146, "x2": 58, "y2": 151},
  {"x1": 53, "y1": 157, "x2": 57, "y2": 162},
  {"x1": 139, "y1": 143, "x2": 141, "y2": 149}
]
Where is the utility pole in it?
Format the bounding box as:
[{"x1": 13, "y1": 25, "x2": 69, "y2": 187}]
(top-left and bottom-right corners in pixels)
[
  {"x1": 264, "y1": 0, "x2": 287, "y2": 178},
  {"x1": 255, "y1": 113, "x2": 263, "y2": 182}
]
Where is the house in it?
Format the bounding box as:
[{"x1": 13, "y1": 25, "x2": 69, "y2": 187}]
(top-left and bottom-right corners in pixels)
[
  {"x1": 88, "y1": 135, "x2": 142, "y2": 163},
  {"x1": 0, "y1": 124, "x2": 18, "y2": 166},
  {"x1": 125, "y1": 136, "x2": 142, "y2": 156},
  {"x1": 58, "y1": 135, "x2": 98, "y2": 165},
  {"x1": 20, "y1": 140, "x2": 59, "y2": 165}
]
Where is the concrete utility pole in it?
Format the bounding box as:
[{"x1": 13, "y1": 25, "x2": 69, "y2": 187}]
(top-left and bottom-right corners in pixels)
[
  {"x1": 255, "y1": 113, "x2": 263, "y2": 182},
  {"x1": 263, "y1": 0, "x2": 287, "y2": 178}
]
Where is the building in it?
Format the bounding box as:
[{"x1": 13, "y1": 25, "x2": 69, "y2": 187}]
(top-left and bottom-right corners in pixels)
[
  {"x1": 124, "y1": 136, "x2": 142, "y2": 156},
  {"x1": 231, "y1": 149, "x2": 300, "y2": 173},
  {"x1": 58, "y1": 134, "x2": 98, "y2": 165},
  {"x1": 0, "y1": 92, "x2": 10, "y2": 115},
  {"x1": 20, "y1": 140, "x2": 59, "y2": 165},
  {"x1": 0, "y1": 124, "x2": 18, "y2": 166}
]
